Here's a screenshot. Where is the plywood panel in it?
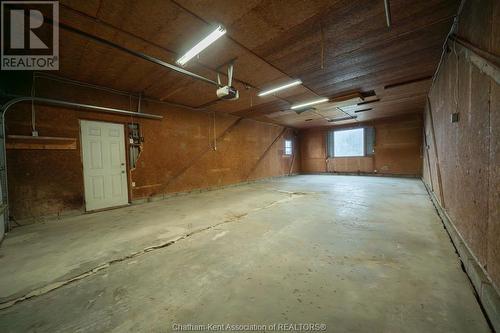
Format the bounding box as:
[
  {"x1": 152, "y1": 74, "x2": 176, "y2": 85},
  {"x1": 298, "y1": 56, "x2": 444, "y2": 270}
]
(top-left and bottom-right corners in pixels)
[
  {"x1": 5, "y1": 82, "x2": 296, "y2": 222},
  {"x1": 300, "y1": 114, "x2": 422, "y2": 175},
  {"x1": 423, "y1": 0, "x2": 500, "y2": 289},
  {"x1": 50, "y1": 0, "x2": 458, "y2": 128},
  {"x1": 488, "y1": 81, "x2": 500, "y2": 291},
  {"x1": 330, "y1": 157, "x2": 374, "y2": 173},
  {"x1": 487, "y1": 0, "x2": 500, "y2": 294}
]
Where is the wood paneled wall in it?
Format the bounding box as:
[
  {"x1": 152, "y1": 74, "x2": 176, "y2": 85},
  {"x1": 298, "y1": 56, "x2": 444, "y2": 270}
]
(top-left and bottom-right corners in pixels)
[
  {"x1": 6, "y1": 82, "x2": 299, "y2": 222},
  {"x1": 423, "y1": 0, "x2": 499, "y2": 290},
  {"x1": 300, "y1": 114, "x2": 423, "y2": 176}
]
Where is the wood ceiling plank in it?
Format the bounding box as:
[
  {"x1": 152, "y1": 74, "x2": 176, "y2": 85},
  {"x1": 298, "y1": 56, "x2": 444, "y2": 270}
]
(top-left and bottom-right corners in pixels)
[
  {"x1": 253, "y1": 0, "x2": 456, "y2": 61},
  {"x1": 307, "y1": 46, "x2": 442, "y2": 92},
  {"x1": 60, "y1": 0, "x2": 101, "y2": 17},
  {"x1": 215, "y1": 0, "x2": 335, "y2": 50},
  {"x1": 270, "y1": 19, "x2": 452, "y2": 80},
  {"x1": 174, "y1": 0, "x2": 263, "y2": 28},
  {"x1": 312, "y1": 62, "x2": 439, "y2": 96},
  {"x1": 96, "y1": 0, "x2": 207, "y2": 54},
  {"x1": 55, "y1": 0, "x2": 458, "y2": 128}
]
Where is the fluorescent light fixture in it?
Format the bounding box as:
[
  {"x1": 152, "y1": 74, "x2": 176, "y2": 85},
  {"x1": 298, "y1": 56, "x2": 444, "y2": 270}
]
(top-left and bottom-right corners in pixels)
[
  {"x1": 258, "y1": 80, "x2": 302, "y2": 96},
  {"x1": 291, "y1": 98, "x2": 329, "y2": 110},
  {"x1": 176, "y1": 26, "x2": 226, "y2": 66}
]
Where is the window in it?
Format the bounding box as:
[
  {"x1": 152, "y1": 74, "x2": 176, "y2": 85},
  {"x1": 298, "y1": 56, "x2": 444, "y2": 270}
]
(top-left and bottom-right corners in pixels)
[
  {"x1": 284, "y1": 139, "x2": 293, "y2": 155},
  {"x1": 334, "y1": 128, "x2": 364, "y2": 157},
  {"x1": 327, "y1": 127, "x2": 375, "y2": 157}
]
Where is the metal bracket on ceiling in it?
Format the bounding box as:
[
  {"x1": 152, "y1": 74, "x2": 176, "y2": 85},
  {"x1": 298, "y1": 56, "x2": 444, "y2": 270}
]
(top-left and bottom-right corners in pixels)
[
  {"x1": 215, "y1": 61, "x2": 239, "y2": 100},
  {"x1": 216, "y1": 59, "x2": 236, "y2": 87}
]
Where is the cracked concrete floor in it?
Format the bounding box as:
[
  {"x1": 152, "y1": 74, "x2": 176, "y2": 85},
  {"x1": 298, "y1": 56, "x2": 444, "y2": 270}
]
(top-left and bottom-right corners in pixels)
[{"x1": 0, "y1": 175, "x2": 491, "y2": 332}]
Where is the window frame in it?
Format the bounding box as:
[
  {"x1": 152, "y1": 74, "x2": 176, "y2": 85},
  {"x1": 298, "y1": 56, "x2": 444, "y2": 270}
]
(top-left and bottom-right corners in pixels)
[
  {"x1": 332, "y1": 127, "x2": 365, "y2": 157},
  {"x1": 327, "y1": 126, "x2": 375, "y2": 158},
  {"x1": 284, "y1": 139, "x2": 293, "y2": 156}
]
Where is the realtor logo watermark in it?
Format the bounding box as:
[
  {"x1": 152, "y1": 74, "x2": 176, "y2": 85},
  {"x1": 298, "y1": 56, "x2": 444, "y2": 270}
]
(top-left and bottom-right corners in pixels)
[{"x1": 1, "y1": 1, "x2": 59, "y2": 70}]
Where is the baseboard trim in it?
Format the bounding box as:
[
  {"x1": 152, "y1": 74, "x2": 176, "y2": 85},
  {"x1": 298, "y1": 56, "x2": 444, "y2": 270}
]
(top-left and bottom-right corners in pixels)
[
  {"x1": 301, "y1": 172, "x2": 420, "y2": 178},
  {"x1": 131, "y1": 173, "x2": 300, "y2": 205},
  {"x1": 422, "y1": 180, "x2": 500, "y2": 332},
  {"x1": 9, "y1": 174, "x2": 300, "y2": 227}
]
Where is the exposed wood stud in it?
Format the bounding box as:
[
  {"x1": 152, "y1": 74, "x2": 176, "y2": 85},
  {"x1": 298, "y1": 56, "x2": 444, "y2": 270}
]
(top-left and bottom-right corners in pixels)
[
  {"x1": 450, "y1": 36, "x2": 500, "y2": 84},
  {"x1": 425, "y1": 97, "x2": 445, "y2": 208}
]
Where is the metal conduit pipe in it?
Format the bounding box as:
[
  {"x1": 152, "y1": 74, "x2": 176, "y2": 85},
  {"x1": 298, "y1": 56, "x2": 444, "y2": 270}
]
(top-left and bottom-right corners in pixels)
[
  {"x1": 1, "y1": 97, "x2": 163, "y2": 119},
  {"x1": 32, "y1": 72, "x2": 209, "y2": 112},
  {"x1": 33, "y1": 72, "x2": 135, "y2": 98},
  {"x1": 0, "y1": 96, "x2": 163, "y2": 232},
  {"x1": 54, "y1": 20, "x2": 221, "y2": 88}
]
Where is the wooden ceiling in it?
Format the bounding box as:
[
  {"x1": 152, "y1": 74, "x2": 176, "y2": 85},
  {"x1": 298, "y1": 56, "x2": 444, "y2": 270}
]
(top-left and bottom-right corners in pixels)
[{"x1": 55, "y1": 0, "x2": 458, "y2": 128}]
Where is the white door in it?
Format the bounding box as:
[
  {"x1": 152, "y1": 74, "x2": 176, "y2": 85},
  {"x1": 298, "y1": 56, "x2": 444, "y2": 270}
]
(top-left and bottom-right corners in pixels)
[{"x1": 80, "y1": 120, "x2": 128, "y2": 211}]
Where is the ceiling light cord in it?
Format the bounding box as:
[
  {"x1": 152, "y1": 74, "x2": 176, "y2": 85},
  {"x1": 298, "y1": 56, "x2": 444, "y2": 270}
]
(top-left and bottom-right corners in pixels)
[
  {"x1": 430, "y1": 0, "x2": 465, "y2": 89},
  {"x1": 31, "y1": 74, "x2": 37, "y2": 136},
  {"x1": 213, "y1": 112, "x2": 217, "y2": 151}
]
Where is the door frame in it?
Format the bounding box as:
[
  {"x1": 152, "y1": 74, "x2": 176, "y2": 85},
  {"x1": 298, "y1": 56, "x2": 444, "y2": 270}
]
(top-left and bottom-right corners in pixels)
[{"x1": 79, "y1": 119, "x2": 131, "y2": 212}]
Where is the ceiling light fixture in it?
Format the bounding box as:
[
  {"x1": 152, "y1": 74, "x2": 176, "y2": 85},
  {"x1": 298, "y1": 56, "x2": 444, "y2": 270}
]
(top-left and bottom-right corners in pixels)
[
  {"x1": 291, "y1": 98, "x2": 329, "y2": 110},
  {"x1": 258, "y1": 80, "x2": 302, "y2": 96},
  {"x1": 176, "y1": 26, "x2": 226, "y2": 66}
]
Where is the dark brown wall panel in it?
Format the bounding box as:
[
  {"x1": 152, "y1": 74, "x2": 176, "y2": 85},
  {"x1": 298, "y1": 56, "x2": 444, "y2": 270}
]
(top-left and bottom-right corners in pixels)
[
  {"x1": 300, "y1": 114, "x2": 423, "y2": 176},
  {"x1": 6, "y1": 85, "x2": 299, "y2": 222},
  {"x1": 423, "y1": 0, "x2": 499, "y2": 289},
  {"x1": 489, "y1": 82, "x2": 500, "y2": 292},
  {"x1": 299, "y1": 130, "x2": 326, "y2": 173},
  {"x1": 329, "y1": 157, "x2": 374, "y2": 173},
  {"x1": 373, "y1": 117, "x2": 423, "y2": 175}
]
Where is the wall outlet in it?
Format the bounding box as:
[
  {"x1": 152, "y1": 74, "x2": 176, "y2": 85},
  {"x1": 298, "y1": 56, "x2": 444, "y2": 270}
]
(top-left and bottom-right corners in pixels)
[{"x1": 132, "y1": 182, "x2": 136, "y2": 187}]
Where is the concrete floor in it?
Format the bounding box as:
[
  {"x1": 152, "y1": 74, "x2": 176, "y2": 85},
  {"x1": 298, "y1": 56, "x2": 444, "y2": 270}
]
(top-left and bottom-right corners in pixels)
[{"x1": 0, "y1": 175, "x2": 490, "y2": 332}]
